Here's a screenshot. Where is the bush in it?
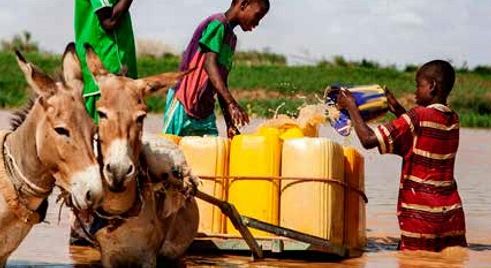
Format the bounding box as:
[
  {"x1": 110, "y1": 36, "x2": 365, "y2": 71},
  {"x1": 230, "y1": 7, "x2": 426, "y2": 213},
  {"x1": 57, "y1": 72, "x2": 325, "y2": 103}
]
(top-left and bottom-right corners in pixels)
[
  {"x1": 234, "y1": 50, "x2": 287, "y2": 66},
  {"x1": 333, "y1": 55, "x2": 349, "y2": 67},
  {"x1": 473, "y1": 65, "x2": 491, "y2": 75},
  {"x1": 1, "y1": 31, "x2": 39, "y2": 52},
  {"x1": 459, "y1": 113, "x2": 491, "y2": 128}
]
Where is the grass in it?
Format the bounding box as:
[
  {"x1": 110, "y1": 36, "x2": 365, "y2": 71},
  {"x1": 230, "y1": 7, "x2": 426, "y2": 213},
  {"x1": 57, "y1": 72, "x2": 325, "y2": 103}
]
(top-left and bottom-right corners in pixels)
[
  {"x1": 1, "y1": 51, "x2": 490, "y2": 128},
  {"x1": 0, "y1": 52, "x2": 60, "y2": 106}
]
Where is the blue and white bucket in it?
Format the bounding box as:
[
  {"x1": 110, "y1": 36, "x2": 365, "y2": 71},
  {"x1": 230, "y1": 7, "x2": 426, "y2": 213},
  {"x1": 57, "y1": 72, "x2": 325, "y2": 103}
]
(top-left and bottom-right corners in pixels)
[{"x1": 325, "y1": 85, "x2": 389, "y2": 136}]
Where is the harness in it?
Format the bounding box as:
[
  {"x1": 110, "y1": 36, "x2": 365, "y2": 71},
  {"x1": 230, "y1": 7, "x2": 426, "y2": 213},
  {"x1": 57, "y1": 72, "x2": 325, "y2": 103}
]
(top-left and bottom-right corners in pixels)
[
  {"x1": 70, "y1": 153, "x2": 189, "y2": 246},
  {"x1": 0, "y1": 130, "x2": 49, "y2": 224},
  {"x1": 70, "y1": 165, "x2": 148, "y2": 247},
  {"x1": 93, "y1": 170, "x2": 146, "y2": 232}
]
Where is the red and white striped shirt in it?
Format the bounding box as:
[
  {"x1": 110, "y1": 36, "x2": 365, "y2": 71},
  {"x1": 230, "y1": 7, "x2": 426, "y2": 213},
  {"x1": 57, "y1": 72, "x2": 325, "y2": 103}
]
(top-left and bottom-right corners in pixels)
[{"x1": 374, "y1": 104, "x2": 467, "y2": 251}]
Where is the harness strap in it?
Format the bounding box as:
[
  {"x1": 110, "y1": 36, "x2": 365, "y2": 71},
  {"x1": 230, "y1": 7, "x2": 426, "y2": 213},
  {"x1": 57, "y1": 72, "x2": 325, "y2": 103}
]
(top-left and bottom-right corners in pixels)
[
  {"x1": 0, "y1": 130, "x2": 41, "y2": 224},
  {"x1": 198, "y1": 175, "x2": 369, "y2": 203},
  {"x1": 4, "y1": 143, "x2": 52, "y2": 198}
]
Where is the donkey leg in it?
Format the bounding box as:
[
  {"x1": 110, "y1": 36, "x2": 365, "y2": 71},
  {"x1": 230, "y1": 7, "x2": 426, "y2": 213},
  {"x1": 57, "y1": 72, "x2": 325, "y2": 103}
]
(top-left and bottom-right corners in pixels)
[{"x1": 159, "y1": 198, "x2": 199, "y2": 259}]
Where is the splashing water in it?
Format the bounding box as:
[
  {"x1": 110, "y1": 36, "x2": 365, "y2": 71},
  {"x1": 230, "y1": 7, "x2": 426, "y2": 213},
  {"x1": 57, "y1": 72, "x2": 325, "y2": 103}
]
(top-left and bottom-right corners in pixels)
[{"x1": 256, "y1": 104, "x2": 340, "y2": 138}]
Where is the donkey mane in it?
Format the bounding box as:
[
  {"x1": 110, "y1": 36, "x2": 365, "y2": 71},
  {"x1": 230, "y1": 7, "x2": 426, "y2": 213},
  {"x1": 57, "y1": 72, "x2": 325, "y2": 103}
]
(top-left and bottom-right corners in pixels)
[{"x1": 10, "y1": 95, "x2": 36, "y2": 131}]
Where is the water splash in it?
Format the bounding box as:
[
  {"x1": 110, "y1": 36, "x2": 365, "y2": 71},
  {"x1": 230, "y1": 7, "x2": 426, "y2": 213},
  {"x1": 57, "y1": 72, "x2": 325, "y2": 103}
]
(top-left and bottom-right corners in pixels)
[{"x1": 257, "y1": 104, "x2": 332, "y2": 137}]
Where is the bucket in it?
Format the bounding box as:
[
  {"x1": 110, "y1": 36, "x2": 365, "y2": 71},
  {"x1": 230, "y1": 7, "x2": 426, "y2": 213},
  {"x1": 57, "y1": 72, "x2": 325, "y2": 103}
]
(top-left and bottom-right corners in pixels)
[{"x1": 325, "y1": 85, "x2": 388, "y2": 136}]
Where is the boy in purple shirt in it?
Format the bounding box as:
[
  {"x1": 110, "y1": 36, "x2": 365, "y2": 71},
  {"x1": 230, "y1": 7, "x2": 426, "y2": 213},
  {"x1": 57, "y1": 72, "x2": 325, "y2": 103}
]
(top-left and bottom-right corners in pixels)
[{"x1": 163, "y1": 0, "x2": 270, "y2": 138}]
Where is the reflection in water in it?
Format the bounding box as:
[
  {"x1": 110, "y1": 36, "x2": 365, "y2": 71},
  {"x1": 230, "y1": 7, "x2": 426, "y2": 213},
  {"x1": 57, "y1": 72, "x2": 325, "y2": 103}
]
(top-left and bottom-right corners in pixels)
[
  {"x1": 5, "y1": 116, "x2": 491, "y2": 267},
  {"x1": 365, "y1": 237, "x2": 400, "y2": 253},
  {"x1": 69, "y1": 246, "x2": 100, "y2": 266}
]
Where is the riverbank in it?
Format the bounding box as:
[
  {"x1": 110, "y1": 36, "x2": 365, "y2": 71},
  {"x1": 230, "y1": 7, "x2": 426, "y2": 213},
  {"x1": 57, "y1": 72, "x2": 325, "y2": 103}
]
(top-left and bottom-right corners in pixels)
[{"x1": 1, "y1": 51, "x2": 490, "y2": 127}]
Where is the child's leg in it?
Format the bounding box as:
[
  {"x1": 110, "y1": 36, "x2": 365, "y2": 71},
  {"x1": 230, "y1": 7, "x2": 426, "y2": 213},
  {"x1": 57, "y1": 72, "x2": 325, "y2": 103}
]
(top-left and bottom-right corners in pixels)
[
  {"x1": 398, "y1": 208, "x2": 467, "y2": 251},
  {"x1": 162, "y1": 89, "x2": 185, "y2": 136}
]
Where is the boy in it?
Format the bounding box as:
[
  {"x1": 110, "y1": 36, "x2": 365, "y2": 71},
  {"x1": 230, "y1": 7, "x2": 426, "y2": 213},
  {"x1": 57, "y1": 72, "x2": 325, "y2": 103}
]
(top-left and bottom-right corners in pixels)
[
  {"x1": 337, "y1": 60, "x2": 467, "y2": 251},
  {"x1": 163, "y1": 0, "x2": 270, "y2": 138},
  {"x1": 74, "y1": 0, "x2": 137, "y2": 120}
]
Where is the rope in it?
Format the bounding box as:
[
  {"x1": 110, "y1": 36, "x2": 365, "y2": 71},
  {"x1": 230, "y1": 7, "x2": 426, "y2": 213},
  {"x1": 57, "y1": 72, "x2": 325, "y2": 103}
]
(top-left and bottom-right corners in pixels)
[
  {"x1": 196, "y1": 175, "x2": 368, "y2": 203},
  {"x1": 4, "y1": 143, "x2": 52, "y2": 198},
  {"x1": 94, "y1": 169, "x2": 146, "y2": 222},
  {"x1": 0, "y1": 131, "x2": 42, "y2": 223}
]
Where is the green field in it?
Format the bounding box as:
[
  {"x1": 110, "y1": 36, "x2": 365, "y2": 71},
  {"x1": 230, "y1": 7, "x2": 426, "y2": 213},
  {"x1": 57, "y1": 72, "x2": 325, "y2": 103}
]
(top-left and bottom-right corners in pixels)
[{"x1": 1, "y1": 51, "x2": 490, "y2": 127}]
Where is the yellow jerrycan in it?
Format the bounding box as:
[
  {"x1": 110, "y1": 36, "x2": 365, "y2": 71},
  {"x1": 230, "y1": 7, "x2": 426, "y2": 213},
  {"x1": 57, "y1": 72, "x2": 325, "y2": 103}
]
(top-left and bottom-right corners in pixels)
[
  {"x1": 280, "y1": 138, "x2": 345, "y2": 245},
  {"x1": 227, "y1": 131, "x2": 281, "y2": 237},
  {"x1": 179, "y1": 136, "x2": 229, "y2": 234},
  {"x1": 159, "y1": 133, "x2": 181, "y2": 145},
  {"x1": 343, "y1": 147, "x2": 367, "y2": 253}
]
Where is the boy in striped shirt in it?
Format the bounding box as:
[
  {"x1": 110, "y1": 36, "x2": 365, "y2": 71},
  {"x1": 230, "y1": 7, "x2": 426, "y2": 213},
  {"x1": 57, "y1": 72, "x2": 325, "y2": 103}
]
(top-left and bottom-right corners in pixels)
[{"x1": 337, "y1": 60, "x2": 467, "y2": 251}]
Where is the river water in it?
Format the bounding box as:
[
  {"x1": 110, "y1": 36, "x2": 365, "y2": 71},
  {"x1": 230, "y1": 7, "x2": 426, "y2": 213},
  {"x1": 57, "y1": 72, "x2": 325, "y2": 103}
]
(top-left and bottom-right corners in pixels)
[{"x1": 2, "y1": 112, "x2": 490, "y2": 267}]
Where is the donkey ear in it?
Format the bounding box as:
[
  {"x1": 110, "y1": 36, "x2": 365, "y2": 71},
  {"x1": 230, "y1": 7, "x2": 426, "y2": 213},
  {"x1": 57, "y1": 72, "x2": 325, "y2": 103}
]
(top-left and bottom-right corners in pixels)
[
  {"x1": 15, "y1": 50, "x2": 56, "y2": 97},
  {"x1": 62, "y1": 43, "x2": 84, "y2": 95},
  {"x1": 84, "y1": 43, "x2": 109, "y2": 78},
  {"x1": 137, "y1": 69, "x2": 193, "y2": 96}
]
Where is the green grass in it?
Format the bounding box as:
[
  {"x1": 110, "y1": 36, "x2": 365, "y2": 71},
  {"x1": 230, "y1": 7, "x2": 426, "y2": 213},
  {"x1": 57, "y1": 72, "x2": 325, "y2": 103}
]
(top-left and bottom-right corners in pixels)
[
  {"x1": 230, "y1": 64, "x2": 415, "y2": 95},
  {"x1": 459, "y1": 113, "x2": 491, "y2": 128},
  {"x1": 1, "y1": 51, "x2": 490, "y2": 128},
  {"x1": 0, "y1": 52, "x2": 60, "y2": 107}
]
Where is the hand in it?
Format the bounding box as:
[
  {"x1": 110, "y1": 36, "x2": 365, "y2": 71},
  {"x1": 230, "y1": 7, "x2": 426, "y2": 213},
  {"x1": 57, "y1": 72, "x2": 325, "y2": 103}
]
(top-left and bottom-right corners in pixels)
[
  {"x1": 226, "y1": 125, "x2": 240, "y2": 139},
  {"x1": 336, "y1": 89, "x2": 356, "y2": 110},
  {"x1": 227, "y1": 101, "x2": 250, "y2": 129},
  {"x1": 384, "y1": 87, "x2": 397, "y2": 113},
  {"x1": 384, "y1": 86, "x2": 405, "y2": 116}
]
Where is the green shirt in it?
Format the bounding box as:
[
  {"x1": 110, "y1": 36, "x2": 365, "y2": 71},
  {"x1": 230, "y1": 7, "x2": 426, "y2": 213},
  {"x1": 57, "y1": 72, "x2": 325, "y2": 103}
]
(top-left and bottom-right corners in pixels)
[
  {"x1": 199, "y1": 19, "x2": 236, "y2": 71},
  {"x1": 74, "y1": 0, "x2": 137, "y2": 99}
]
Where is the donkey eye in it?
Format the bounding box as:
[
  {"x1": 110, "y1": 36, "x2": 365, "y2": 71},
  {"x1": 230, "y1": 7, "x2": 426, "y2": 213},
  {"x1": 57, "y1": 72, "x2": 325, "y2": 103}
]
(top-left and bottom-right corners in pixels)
[
  {"x1": 97, "y1": 111, "x2": 108, "y2": 120},
  {"x1": 136, "y1": 114, "x2": 146, "y2": 125},
  {"x1": 54, "y1": 127, "x2": 70, "y2": 137}
]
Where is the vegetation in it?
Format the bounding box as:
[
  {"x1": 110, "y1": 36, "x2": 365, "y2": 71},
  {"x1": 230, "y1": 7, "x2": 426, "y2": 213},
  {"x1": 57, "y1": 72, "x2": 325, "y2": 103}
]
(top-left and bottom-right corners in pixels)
[
  {"x1": 1, "y1": 31, "x2": 39, "y2": 53},
  {"x1": 1, "y1": 49, "x2": 490, "y2": 128},
  {"x1": 234, "y1": 49, "x2": 287, "y2": 66}
]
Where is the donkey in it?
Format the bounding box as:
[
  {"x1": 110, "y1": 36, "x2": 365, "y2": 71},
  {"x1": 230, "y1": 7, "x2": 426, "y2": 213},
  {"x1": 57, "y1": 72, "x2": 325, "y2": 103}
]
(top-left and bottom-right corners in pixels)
[
  {"x1": 72, "y1": 45, "x2": 199, "y2": 267},
  {"x1": 0, "y1": 44, "x2": 103, "y2": 266}
]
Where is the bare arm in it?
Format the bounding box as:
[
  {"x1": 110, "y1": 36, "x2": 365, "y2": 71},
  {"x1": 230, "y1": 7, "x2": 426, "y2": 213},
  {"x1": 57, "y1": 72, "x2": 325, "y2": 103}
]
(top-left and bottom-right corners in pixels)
[
  {"x1": 96, "y1": 0, "x2": 133, "y2": 31},
  {"x1": 204, "y1": 52, "x2": 235, "y2": 104},
  {"x1": 337, "y1": 90, "x2": 379, "y2": 149},
  {"x1": 385, "y1": 87, "x2": 406, "y2": 117},
  {"x1": 217, "y1": 95, "x2": 240, "y2": 138},
  {"x1": 204, "y1": 51, "x2": 249, "y2": 130}
]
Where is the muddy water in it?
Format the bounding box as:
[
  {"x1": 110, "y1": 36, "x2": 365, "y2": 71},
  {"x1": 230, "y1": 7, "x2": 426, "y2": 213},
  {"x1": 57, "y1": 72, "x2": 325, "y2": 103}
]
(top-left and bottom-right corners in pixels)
[{"x1": 3, "y1": 112, "x2": 491, "y2": 267}]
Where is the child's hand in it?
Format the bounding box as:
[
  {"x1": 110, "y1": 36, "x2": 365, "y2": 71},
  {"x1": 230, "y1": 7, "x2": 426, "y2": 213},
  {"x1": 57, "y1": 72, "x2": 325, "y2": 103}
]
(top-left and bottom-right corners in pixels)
[
  {"x1": 226, "y1": 125, "x2": 240, "y2": 139},
  {"x1": 385, "y1": 87, "x2": 398, "y2": 113},
  {"x1": 384, "y1": 87, "x2": 406, "y2": 116},
  {"x1": 336, "y1": 89, "x2": 356, "y2": 110},
  {"x1": 227, "y1": 102, "x2": 250, "y2": 128}
]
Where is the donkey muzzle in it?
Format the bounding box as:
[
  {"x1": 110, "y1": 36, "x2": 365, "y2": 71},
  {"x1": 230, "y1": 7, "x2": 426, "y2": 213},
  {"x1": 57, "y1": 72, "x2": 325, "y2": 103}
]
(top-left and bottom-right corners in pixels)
[
  {"x1": 71, "y1": 165, "x2": 104, "y2": 210},
  {"x1": 104, "y1": 161, "x2": 136, "y2": 192}
]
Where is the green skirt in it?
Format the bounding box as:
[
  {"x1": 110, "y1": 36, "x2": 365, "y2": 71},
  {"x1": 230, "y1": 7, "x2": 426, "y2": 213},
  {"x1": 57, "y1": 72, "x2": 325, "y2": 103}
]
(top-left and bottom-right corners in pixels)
[{"x1": 162, "y1": 89, "x2": 218, "y2": 136}]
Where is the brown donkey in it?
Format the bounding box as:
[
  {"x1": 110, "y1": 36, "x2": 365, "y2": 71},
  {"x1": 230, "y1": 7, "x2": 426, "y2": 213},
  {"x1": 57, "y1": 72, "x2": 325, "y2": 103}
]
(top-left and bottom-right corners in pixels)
[
  {"x1": 75, "y1": 45, "x2": 199, "y2": 267},
  {"x1": 0, "y1": 44, "x2": 103, "y2": 266}
]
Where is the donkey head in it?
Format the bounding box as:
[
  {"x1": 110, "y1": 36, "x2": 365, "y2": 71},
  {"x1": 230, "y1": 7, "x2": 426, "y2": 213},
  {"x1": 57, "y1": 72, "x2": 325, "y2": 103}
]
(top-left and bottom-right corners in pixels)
[
  {"x1": 85, "y1": 44, "x2": 186, "y2": 192},
  {"x1": 15, "y1": 43, "x2": 103, "y2": 210}
]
